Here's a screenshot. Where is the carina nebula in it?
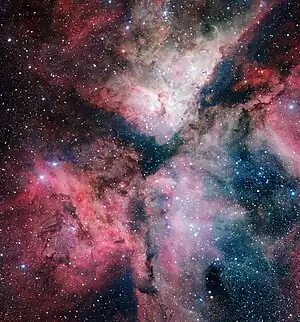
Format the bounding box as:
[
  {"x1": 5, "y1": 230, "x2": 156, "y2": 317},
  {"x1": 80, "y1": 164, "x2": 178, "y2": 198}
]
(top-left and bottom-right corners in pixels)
[{"x1": 1, "y1": 0, "x2": 300, "y2": 321}]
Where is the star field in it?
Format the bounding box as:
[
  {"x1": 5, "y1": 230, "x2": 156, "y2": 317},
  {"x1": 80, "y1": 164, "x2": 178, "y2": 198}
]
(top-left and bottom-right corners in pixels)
[{"x1": 1, "y1": 0, "x2": 300, "y2": 321}]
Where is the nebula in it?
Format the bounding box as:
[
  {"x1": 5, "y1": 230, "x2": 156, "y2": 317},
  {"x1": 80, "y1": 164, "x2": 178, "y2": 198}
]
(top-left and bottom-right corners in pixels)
[{"x1": 1, "y1": 0, "x2": 300, "y2": 321}]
